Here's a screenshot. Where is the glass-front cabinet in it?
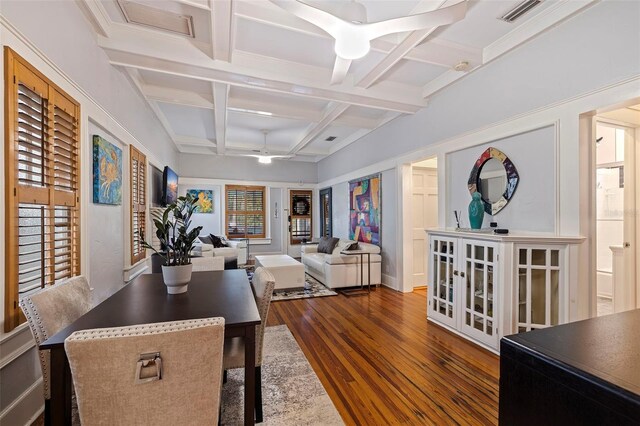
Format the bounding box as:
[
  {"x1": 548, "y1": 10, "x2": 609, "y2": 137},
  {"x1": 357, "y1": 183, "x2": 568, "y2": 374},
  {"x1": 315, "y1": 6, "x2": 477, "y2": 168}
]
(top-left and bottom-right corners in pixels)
[
  {"x1": 427, "y1": 230, "x2": 583, "y2": 353},
  {"x1": 461, "y1": 240, "x2": 499, "y2": 348},
  {"x1": 428, "y1": 236, "x2": 457, "y2": 328}
]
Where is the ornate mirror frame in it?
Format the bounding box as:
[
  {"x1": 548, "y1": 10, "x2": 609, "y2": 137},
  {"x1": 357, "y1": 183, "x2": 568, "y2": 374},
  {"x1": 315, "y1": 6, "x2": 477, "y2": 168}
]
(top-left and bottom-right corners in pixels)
[{"x1": 467, "y1": 147, "x2": 519, "y2": 215}]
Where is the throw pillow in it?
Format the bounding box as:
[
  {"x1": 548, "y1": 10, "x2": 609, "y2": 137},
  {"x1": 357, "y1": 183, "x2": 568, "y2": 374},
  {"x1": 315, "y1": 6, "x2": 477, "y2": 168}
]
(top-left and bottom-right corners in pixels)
[
  {"x1": 210, "y1": 234, "x2": 226, "y2": 248},
  {"x1": 198, "y1": 235, "x2": 213, "y2": 245},
  {"x1": 317, "y1": 237, "x2": 339, "y2": 254}
]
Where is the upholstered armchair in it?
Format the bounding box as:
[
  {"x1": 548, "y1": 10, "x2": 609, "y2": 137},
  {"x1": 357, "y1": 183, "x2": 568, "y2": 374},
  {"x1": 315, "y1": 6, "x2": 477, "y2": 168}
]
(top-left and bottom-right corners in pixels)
[
  {"x1": 19, "y1": 275, "x2": 92, "y2": 421},
  {"x1": 223, "y1": 267, "x2": 275, "y2": 423},
  {"x1": 65, "y1": 318, "x2": 225, "y2": 425}
]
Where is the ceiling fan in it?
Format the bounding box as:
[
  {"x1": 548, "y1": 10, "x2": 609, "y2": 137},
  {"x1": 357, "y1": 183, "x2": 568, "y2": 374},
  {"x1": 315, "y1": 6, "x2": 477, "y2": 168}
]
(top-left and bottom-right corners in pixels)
[
  {"x1": 242, "y1": 130, "x2": 292, "y2": 164},
  {"x1": 269, "y1": 0, "x2": 468, "y2": 60}
]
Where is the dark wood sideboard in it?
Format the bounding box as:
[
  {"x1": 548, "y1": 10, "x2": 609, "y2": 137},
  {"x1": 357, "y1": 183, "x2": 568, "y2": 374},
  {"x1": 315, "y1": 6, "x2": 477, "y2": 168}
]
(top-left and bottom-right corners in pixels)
[{"x1": 500, "y1": 309, "x2": 640, "y2": 425}]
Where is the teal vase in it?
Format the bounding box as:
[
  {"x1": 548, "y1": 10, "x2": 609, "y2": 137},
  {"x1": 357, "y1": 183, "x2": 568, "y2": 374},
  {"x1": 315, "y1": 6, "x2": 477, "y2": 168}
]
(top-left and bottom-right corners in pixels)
[{"x1": 468, "y1": 192, "x2": 484, "y2": 229}]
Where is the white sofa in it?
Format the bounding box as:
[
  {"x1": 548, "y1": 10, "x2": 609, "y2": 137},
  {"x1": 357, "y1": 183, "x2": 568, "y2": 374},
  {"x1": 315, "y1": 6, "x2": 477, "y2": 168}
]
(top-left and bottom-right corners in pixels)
[
  {"x1": 301, "y1": 239, "x2": 382, "y2": 289},
  {"x1": 192, "y1": 238, "x2": 247, "y2": 265}
]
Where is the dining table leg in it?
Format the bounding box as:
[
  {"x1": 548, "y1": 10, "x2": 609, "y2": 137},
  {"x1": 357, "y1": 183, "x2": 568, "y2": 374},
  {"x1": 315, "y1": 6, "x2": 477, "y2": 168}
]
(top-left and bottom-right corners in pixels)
[
  {"x1": 244, "y1": 324, "x2": 256, "y2": 425},
  {"x1": 49, "y1": 347, "x2": 72, "y2": 425}
]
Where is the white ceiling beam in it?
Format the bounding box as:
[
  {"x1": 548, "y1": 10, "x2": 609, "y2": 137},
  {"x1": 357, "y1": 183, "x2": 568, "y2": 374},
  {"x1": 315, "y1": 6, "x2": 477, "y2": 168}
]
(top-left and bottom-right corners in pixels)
[
  {"x1": 142, "y1": 84, "x2": 379, "y2": 129},
  {"x1": 212, "y1": 82, "x2": 229, "y2": 155},
  {"x1": 102, "y1": 48, "x2": 423, "y2": 113},
  {"x1": 210, "y1": 0, "x2": 234, "y2": 62},
  {"x1": 124, "y1": 68, "x2": 181, "y2": 152},
  {"x1": 76, "y1": 0, "x2": 112, "y2": 37},
  {"x1": 174, "y1": 135, "x2": 216, "y2": 147},
  {"x1": 330, "y1": 57, "x2": 353, "y2": 86},
  {"x1": 287, "y1": 103, "x2": 350, "y2": 155}
]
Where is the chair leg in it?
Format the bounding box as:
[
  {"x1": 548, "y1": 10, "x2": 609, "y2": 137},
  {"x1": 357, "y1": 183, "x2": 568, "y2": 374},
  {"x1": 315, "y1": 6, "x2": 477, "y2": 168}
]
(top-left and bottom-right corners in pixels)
[
  {"x1": 44, "y1": 399, "x2": 51, "y2": 426},
  {"x1": 223, "y1": 369, "x2": 227, "y2": 384},
  {"x1": 255, "y1": 366, "x2": 263, "y2": 423}
]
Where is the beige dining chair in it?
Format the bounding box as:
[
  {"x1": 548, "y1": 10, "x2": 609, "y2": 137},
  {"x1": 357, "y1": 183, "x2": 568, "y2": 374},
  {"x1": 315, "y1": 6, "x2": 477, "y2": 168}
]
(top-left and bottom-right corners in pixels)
[
  {"x1": 223, "y1": 266, "x2": 275, "y2": 423},
  {"x1": 65, "y1": 317, "x2": 225, "y2": 426},
  {"x1": 19, "y1": 275, "x2": 92, "y2": 421},
  {"x1": 191, "y1": 256, "x2": 225, "y2": 272}
]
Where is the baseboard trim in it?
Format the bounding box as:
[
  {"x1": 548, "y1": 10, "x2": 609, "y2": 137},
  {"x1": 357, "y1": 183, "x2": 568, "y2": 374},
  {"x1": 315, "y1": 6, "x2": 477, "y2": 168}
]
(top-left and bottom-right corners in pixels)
[{"x1": 0, "y1": 377, "x2": 44, "y2": 426}]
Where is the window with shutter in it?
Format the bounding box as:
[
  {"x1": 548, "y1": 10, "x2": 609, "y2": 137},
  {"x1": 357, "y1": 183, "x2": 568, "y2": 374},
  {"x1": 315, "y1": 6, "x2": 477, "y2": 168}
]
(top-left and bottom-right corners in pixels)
[
  {"x1": 225, "y1": 185, "x2": 265, "y2": 239},
  {"x1": 4, "y1": 47, "x2": 81, "y2": 332},
  {"x1": 130, "y1": 145, "x2": 147, "y2": 264}
]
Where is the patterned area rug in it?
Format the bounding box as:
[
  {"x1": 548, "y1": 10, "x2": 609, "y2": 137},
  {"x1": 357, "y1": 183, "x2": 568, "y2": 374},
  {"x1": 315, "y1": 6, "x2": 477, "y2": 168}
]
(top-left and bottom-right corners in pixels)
[
  {"x1": 245, "y1": 266, "x2": 338, "y2": 301},
  {"x1": 221, "y1": 325, "x2": 344, "y2": 425}
]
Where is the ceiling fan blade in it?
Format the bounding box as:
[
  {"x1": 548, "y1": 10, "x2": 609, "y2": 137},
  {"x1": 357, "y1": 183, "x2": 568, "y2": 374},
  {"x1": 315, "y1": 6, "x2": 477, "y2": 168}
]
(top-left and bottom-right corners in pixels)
[
  {"x1": 269, "y1": 0, "x2": 347, "y2": 39},
  {"x1": 363, "y1": 1, "x2": 467, "y2": 40}
]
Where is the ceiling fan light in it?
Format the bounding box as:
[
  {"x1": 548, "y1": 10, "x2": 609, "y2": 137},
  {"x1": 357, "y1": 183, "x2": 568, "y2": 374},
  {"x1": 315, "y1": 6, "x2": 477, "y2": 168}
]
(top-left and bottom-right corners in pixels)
[
  {"x1": 334, "y1": 34, "x2": 370, "y2": 60},
  {"x1": 258, "y1": 156, "x2": 272, "y2": 164}
]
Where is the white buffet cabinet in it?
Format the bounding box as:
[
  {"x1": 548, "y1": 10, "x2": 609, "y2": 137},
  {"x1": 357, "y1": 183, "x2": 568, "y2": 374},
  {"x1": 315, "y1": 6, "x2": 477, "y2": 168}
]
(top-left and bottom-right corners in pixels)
[{"x1": 426, "y1": 229, "x2": 584, "y2": 353}]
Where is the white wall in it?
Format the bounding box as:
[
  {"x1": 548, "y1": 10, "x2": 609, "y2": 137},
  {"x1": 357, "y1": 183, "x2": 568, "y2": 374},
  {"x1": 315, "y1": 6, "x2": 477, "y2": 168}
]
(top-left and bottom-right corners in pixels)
[
  {"x1": 0, "y1": 1, "x2": 178, "y2": 424},
  {"x1": 446, "y1": 126, "x2": 556, "y2": 232},
  {"x1": 178, "y1": 154, "x2": 317, "y2": 184}
]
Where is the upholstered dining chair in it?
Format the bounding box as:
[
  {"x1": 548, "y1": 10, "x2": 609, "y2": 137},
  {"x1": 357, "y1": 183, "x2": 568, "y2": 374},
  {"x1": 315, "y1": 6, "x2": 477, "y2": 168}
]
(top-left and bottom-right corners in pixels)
[
  {"x1": 191, "y1": 256, "x2": 225, "y2": 272},
  {"x1": 223, "y1": 266, "x2": 275, "y2": 423},
  {"x1": 65, "y1": 317, "x2": 225, "y2": 426},
  {"x1": 19, "y1": 275, "x2": 92, "y2": 422}
]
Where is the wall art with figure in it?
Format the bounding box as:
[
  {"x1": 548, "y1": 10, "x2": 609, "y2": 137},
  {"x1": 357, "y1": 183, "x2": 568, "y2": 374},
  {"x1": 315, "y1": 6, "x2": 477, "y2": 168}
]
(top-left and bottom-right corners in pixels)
[
  {"x1": 349, "y1": 173, "x2": 381, "y2": 245},
  {"x1": 186, "y1": 189, "x2": 213, "y2": 213},
  {"x1": 92, "y1": 135, "x2": 122, "y2": 205}
]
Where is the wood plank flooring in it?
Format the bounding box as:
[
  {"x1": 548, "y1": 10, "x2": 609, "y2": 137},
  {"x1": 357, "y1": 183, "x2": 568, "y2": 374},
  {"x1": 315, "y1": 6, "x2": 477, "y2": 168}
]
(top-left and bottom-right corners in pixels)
[{"x1": 267, "y1": 287, "x2": 500, "y2": 425}]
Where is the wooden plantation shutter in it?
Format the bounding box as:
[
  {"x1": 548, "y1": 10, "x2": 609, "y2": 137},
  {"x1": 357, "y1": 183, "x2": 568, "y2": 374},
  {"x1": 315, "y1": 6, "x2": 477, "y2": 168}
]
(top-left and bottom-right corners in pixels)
[
  {"x1": 225, "y1": 185, "x2": 265, "y2": 239},
  {"x1": 130, "y1": 145, "x2": 147, "y2": 264},
  {"x1": 4, "y1": 48, "x2": 81, "y2": 332}
]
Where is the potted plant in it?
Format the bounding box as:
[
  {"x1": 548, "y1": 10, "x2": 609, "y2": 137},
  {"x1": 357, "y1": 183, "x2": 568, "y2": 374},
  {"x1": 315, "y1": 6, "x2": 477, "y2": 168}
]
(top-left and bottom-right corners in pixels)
[{"x1": 141, "y1": 194, "x2": 203, "y2": 294}]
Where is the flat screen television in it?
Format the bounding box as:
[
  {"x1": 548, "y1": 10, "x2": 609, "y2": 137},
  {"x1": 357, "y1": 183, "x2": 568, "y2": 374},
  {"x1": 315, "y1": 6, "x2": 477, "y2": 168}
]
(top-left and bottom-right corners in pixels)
[
  {"x1": 162, "y1": 166, "x2": 178, "y2": 206},
  {"x1": 150, "y1": 166, "x2": 164, "y2": 207}
]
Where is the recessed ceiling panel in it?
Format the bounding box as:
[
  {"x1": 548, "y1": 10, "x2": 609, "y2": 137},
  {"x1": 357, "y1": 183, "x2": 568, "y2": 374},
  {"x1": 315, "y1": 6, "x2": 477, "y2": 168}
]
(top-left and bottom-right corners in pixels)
[
  {"x1": 227, "y1": 111, "x2": 308, "y2": 132},
  {"x1": 230, "y1": 86, "x2": 327, "y2": 113},
  {"x1": 235, "y1": 18, "x2": 336, "y2": 68},
  {"x1": 303, "y1": 124, "x2": 362, "y2": 153},
  {"x1": 158, "y1": 102, "x2": 215, "y2": 140},
  {"x1": 382, "y1": 59, "x2": 449, "y2": 86},
  {"x1": 139, "y1": 69, "x2": 213, "y2": 96}
]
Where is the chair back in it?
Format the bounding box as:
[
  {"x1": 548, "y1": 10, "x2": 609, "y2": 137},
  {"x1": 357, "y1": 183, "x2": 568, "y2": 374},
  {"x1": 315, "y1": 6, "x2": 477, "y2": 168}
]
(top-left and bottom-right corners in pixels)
[
  {"x1": 191, "y1": 256, "x2": 224, "y2": 272},
  {"x1": 19, "y1": 275, "x2": 92, "y2": 400},
  {"x1": 251, "y1": 267, "x2": 276, "y2": 365},
  {"x1": 65, "y1": 318, "x2": 225, "y2": 426}
]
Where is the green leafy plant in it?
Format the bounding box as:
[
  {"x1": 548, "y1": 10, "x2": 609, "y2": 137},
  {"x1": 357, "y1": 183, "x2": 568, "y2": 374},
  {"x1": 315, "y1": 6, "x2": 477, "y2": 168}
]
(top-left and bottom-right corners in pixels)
[{"x1": 141, "y1": 194, "x2": 203, "y2": 266}]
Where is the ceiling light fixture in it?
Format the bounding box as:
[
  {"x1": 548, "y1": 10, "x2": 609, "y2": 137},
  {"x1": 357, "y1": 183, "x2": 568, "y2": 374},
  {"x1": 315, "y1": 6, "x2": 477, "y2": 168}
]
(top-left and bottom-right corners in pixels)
[
  {"x1": 270, "y1": 0, "x2": 467, "y2": 60},
  {"x1": 243, "y1": 130, "x2": 292, "y2": 165}
]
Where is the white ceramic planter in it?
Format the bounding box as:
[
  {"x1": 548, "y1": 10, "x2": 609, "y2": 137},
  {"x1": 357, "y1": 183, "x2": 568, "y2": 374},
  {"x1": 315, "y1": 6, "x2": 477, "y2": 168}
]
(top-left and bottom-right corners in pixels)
[{"x1": 161, "y1": 264, "x2": 193, "y2": 294}]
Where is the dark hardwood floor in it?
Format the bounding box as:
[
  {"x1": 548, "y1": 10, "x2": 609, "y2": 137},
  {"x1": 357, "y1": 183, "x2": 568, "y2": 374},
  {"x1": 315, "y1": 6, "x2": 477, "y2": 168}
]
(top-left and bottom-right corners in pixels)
[{"x1": 267, "y1": 287, "x2": 500, "y2": 425}]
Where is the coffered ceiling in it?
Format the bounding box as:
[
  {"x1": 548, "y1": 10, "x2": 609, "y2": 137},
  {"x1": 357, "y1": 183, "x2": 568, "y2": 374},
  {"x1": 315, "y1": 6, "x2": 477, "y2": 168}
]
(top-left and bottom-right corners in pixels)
[{"x1": 78, "y1": 0, "x2": 595, "y2": 162}]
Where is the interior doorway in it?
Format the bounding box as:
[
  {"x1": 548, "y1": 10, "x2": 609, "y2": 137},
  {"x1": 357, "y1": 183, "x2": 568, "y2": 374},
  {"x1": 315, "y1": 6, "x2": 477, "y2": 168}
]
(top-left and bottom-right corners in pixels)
[
  {"x1": 410, "y1": 157, "x2": 439, "y2": 289},
  {"x1": 592, "y1": 103, "x2": 640, "y2": 316}
]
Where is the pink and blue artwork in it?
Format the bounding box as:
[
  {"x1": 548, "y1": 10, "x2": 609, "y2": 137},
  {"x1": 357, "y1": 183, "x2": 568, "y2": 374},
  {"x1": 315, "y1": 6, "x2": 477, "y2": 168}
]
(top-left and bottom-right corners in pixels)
[{"x1": 349, "y1": 174, "x2": 381, "y2": 245}]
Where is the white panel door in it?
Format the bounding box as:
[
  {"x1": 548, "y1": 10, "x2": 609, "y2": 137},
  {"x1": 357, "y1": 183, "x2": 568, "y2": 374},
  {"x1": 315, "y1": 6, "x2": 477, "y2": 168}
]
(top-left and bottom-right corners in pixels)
[{"x1": 412, "y1": 167, "x2": 438, "y2": 288}]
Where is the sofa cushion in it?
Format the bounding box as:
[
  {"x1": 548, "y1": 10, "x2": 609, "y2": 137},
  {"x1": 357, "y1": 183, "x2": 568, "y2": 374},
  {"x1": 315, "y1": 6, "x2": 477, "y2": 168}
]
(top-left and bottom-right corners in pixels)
[
  {"x1": 302, "y1": 253, "x2": 327, "y2": 272},
  {"x1": 198, "y1": 235, "x2": 213, "y2": 245},
  {"x1": 317, "y1": 237, "x2": 339, "y2": 254}
]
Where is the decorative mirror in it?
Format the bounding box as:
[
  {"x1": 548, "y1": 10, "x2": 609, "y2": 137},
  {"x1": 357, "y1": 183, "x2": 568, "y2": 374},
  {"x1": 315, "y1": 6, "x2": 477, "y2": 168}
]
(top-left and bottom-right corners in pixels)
[{"x1": 467, "y1": 147, "x2": 519, "y2": 215}]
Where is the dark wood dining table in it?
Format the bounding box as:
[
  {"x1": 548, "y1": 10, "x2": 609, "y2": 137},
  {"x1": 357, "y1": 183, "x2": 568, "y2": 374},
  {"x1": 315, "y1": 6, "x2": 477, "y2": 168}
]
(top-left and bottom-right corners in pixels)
[{"x1": 39, "y1": 270, "x2": 261, "y2": 426}]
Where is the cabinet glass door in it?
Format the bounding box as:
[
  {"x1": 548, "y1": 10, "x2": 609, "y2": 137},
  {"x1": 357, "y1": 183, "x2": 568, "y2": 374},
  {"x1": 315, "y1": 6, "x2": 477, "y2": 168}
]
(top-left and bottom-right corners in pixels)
[
  {"x1": 428, "y1": 236, "x2": 456, "y2": 327},
  {"x1": 516, "y1": 247, "x2": 562, "y2": 332},
  {"x1": 461, "y1": 240, "x2": 498, "y2": 347}
]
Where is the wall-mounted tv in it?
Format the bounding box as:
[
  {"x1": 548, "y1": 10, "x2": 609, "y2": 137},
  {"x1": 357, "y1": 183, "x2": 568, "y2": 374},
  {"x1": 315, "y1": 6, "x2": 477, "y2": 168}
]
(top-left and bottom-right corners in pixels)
[{"x1": 162, "y1": 166, "x2": 178, "y2": 206}]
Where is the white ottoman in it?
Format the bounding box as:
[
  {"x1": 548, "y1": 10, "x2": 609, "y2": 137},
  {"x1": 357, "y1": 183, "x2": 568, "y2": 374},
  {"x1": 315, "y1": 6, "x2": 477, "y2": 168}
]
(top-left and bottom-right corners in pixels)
[{"x1": 254, "y1": 255, "x2": 306, "y2": 290}]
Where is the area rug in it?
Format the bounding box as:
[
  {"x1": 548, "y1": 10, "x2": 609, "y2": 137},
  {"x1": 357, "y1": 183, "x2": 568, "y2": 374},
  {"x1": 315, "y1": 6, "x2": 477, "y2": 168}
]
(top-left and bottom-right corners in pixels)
[
  {"x1": 245, "y1": 265, "x2": 338, "y2": 301},
  {"x1": 221, "y1": 325, "x2": 344, "y2": 425}
]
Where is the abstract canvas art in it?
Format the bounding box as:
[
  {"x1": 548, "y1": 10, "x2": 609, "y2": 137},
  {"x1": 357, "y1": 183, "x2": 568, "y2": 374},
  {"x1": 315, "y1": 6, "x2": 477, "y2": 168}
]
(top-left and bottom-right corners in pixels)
[
  {"x1": 349, "y1": 173, "x2": 381, "y2": 245},
  {"x1": 187, "y1": 189, "x2": 213, "y2": 213},
  {"x1": 92, "y1": 135, "x2": 122, "y2": 205}
]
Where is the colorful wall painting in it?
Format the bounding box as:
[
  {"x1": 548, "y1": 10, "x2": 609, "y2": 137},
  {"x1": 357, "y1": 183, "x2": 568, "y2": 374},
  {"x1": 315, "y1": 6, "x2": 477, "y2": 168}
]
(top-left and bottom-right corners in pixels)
[
  {"x1": 92, "y1": 135, "x2": 122, "y2": 205},
  {"x1": 349, "y1": 173, "x2": 381, "y2": 245}
]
